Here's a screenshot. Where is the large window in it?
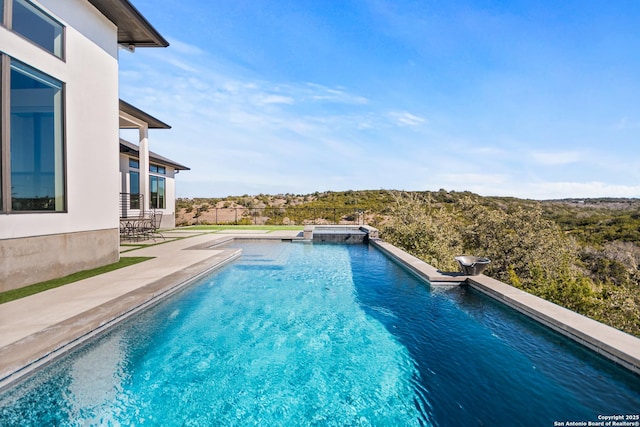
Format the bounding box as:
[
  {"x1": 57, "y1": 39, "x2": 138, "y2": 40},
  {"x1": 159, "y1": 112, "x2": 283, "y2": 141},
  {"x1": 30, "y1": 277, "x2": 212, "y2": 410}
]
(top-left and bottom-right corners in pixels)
[
  {"x1": 128, "y1": 160, "x2": 166, "y2": 210},
  {"x1": 149, "y1": 163, "x2": 166, "y2": 209},
  {"x1": 150, "y1": 175, "x2": 165, "y2": 209},
  {"x1": 128, "y1": 158, "x2": 140, "y2": 209},
  {"x1": 150, "y1": 164, "x2": 165, "y2": 174},
  {"x1": 9, "y1": 0, "x2": 64, "y2": 58},
  {"x1": 1, "y1": 58, "x2": 65, "y2": 212}
]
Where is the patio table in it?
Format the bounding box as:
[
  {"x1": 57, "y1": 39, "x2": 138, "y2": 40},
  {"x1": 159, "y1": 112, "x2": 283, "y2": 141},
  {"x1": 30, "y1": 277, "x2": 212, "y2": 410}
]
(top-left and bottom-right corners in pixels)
[{"x1": 119, "y1": 217, "x2": 153, "y2": 241}]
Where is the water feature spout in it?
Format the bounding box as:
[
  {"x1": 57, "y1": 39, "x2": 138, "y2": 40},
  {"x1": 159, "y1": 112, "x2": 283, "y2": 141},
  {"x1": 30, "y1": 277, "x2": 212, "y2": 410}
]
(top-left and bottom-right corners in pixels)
[{"x1": 455, "y1": 255, "x2": 491, "y2": 275}]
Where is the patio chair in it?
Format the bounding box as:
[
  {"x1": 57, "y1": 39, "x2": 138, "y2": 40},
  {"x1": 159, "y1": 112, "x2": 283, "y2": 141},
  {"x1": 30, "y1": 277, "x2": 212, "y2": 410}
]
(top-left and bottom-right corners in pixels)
[
  {"x1": 143, "y1": 211, "x2": 164, "y2": 241},
  {"x1": 120, "y1": 204, "x2": 149, "y2": 242}
]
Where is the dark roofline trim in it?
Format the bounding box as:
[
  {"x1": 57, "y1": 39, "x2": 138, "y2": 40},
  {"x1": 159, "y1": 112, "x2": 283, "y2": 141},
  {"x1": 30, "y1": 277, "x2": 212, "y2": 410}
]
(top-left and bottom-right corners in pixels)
[
  {"x1": 120, "y1": 99, "x2": 171, "y2": 129},
  {"x1": 88, "y1": 0, "x2": 169, "y2": 47},
  {"x1": 120, "y1": 139, "x2": 190, "y2": 171}
]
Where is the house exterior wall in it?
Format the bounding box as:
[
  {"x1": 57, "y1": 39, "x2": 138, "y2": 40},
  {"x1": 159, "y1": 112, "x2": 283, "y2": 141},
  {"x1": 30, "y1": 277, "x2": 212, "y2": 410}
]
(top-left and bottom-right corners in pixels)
[
  {"x1": 164, "y1": 168, "x2": 177, "y2": 228},
  {"x1": 0, "y1": 0, "x2": 120, "y2": 291}
]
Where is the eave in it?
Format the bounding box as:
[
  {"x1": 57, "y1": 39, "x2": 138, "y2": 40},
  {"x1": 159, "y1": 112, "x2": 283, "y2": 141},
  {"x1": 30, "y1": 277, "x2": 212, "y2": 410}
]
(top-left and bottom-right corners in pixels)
[{"x1": 87, "y1": 0, "x2": 169, "y2": 48}]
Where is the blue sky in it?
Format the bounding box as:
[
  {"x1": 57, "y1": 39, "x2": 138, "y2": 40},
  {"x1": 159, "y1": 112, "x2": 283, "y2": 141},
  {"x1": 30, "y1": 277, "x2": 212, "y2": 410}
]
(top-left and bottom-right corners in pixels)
[{"x1": 119, "y1": 0, "x2": 640, "y2": 199}]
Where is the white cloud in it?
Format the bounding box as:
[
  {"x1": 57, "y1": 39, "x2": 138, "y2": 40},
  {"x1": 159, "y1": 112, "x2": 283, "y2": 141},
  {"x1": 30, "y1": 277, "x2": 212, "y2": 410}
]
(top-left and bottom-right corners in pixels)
[
  {"x1": 166, "y1": 38, "x2": 206, "y2": 56},
  {"x1": 468, "y1": 145, "x2": 508, "y2": 157},
  {"x1": 253, "y1": 94, "x2": 295, "y2": 105},
  {"x1": 459, "y1": 180, "x2": 640, "y2": 200},
  {"x1": 439, "y1": 172, "x2": 508, "y2": 186},
  {"x1": 305, "y1": 83, "x2": 369, "y2": 105},
  {"x1": 388, "y1": 111, "x2": 426, "y2": 127},
  {"x1": 140, "y1": 50, "x2": 200, "y2": 73},
  {"x1": 526, "y1": 182, "x2": 640, "y2": 199},
  {"x1": 530, "y1": 150, "x2": 584, "y2": 166}
]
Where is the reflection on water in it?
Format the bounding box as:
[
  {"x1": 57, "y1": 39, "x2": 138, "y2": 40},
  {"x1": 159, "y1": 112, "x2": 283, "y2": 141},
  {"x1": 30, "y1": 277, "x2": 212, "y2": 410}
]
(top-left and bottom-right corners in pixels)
[{"x1": 0, "y1": 242, "x2": 638, "y2": 427}]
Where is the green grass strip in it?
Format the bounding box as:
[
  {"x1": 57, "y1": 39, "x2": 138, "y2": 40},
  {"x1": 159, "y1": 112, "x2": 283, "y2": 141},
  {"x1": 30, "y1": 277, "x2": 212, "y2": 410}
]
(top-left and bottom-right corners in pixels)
[
  {"x1": 0, "y1": 256, "x2": 152, "y2": 305},
  {"x1": 185, "y1": 225, "x2": 304, "y2": 231}
]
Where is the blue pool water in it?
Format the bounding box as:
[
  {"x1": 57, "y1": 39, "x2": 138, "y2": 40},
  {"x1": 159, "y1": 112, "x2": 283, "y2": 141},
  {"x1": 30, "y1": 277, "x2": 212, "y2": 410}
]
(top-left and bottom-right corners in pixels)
[{"x1": 1, "y1": 242, "x2": 639, "y2": 426}]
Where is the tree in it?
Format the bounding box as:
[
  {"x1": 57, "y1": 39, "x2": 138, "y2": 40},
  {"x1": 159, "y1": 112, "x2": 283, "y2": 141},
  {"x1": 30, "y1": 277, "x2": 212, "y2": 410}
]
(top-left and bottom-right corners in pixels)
[
  {"x1": 381, "y1": 192, "x2": 463, "y2": 271},
  {"x1": 459, "y1": 198, "x2": 576, "y2": 288}
]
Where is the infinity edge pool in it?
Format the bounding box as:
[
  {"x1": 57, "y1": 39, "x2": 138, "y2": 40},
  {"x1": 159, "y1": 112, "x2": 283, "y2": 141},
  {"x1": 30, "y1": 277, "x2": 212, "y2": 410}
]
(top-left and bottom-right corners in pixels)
[{"x1": 1, "y1": 232, "x2": 639, "y2": 395}]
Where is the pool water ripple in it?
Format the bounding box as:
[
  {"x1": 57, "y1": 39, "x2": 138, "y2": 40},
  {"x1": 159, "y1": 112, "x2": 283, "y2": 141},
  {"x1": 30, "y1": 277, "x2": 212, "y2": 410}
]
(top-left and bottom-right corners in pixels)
[{"x1": 0, "y1": 241, "x2": 639, "y2": 426}]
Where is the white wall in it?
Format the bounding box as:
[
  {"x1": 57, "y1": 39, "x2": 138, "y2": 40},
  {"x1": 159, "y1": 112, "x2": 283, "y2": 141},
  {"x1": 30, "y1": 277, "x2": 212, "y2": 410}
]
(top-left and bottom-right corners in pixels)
[
  {"x1": 165, "y1": 167, "x2": 177, "y2": 218},
  {"x1": 41, "y1": 0, "x2": 118, "y2": 58},
  {"x1": 0, "y1": 0, "x2": 120, "y2": 239}
]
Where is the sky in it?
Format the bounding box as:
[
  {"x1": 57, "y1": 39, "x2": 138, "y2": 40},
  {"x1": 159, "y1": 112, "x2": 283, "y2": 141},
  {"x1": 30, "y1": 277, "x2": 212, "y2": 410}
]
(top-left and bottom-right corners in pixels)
[{"x1": 118, "y1": 0, "x2": 640, "y2": 200}]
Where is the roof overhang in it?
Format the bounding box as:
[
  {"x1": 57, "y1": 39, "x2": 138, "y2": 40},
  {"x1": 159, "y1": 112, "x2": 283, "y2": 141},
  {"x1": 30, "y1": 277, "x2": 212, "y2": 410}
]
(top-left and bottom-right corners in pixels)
[
  {"x1": 119, "y1": 99, "x2": 171, "y2": 129},
  {"x1": 87, "y1": 0, "x2": 169, "y2": 48},
  {"x1": 120, "y1": 139, "x2": 190, "y2": 171}
]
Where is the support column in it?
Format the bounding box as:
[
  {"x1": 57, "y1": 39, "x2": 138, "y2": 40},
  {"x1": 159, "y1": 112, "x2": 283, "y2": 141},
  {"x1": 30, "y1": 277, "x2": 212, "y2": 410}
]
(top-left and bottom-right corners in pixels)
[{"x1": 139, "y1": 124, "x2": 150, "y2": 213}]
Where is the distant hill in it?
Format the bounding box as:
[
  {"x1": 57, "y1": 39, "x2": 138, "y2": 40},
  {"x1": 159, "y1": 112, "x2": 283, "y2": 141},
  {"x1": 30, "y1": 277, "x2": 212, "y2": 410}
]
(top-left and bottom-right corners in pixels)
[
  {"x1": 177, "y1": 190, "x2": 640, "y2": 237},
  {"x1": 542, "y1": 197, "x2": 640, "y2": 207}
]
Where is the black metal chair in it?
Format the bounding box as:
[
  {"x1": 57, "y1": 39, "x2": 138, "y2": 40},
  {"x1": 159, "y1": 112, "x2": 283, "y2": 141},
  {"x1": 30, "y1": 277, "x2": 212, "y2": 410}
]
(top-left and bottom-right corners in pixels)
[{"x1": 142, "y1": 211, "x2": 164, "y2": 241}]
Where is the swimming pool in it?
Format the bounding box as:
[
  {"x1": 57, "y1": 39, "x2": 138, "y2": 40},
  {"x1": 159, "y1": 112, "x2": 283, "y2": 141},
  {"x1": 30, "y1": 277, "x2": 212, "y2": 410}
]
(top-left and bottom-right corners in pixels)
[{"x1": 1, "y1": 241, "x2": 639, "y2": 426}]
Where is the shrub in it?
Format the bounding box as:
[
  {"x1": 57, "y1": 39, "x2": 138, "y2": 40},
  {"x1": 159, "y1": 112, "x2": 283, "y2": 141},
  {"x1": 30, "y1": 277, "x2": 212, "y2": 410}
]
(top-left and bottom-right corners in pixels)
[
  {"x1": 381, "y1": 192, "x2": 463, "y2": 271},
  {"x1": 459, "y1": 198, "x2": 576, "y2": 286}
]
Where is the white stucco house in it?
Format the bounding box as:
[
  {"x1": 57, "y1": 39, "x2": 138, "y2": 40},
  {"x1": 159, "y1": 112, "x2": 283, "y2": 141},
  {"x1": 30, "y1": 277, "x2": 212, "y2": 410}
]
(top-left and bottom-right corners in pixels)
[{"x1": 0, "y1": 0, "x2": 180, "y2": 291}]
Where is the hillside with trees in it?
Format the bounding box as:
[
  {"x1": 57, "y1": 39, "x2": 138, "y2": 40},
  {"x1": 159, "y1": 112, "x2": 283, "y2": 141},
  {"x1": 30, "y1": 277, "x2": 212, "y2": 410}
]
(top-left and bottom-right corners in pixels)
[{"x1": 176, "y1": 190, "x2": 640, "y2": 337}]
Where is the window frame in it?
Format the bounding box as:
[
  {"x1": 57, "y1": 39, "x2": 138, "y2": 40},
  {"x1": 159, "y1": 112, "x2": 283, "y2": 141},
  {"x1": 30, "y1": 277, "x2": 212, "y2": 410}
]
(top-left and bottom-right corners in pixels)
[
  {"x1": 149, "y1": 174, "x2": 165, "y2": 210},
  {"x1": 0, "y1": 54, "x2": 67, "y2": 213},
  {"x1": 127, "y1": 157, "x2": 140, "y2": 209},
  {"x1": 2, "y1": 0, "x2": 66, "y2": 60},
  {"x1": 0, "y1": 56, "x2": 7, "y2": 211},
  {"x1": 150, "y1": 163, "x2": 166, "y2": 175}
]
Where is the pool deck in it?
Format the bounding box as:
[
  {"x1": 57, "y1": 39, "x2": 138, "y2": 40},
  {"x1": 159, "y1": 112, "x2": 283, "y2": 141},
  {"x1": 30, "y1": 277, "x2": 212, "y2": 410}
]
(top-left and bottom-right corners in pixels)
[
  {"x1": 1, "y1": 230, "x2": 639, "y2": 390},
  {"x1": 0, "y1": 229, "x2": 303, "y2": 389}
]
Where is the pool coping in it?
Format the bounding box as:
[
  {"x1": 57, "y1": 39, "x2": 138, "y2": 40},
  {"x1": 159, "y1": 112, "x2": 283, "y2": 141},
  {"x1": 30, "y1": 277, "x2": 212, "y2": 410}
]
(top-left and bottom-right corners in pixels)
[{"x1": 370, "y1": 239, "x2": 640, "y2": 376}]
